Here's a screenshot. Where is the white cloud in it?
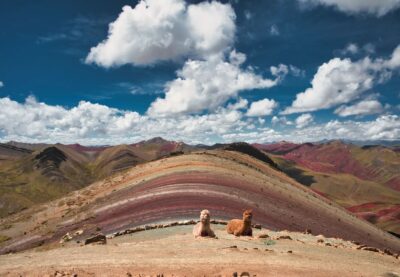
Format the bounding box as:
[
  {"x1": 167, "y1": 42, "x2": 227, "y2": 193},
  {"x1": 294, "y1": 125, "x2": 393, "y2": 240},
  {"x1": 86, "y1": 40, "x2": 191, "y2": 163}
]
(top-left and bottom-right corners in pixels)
[
  {"x1": 334, "y1": 99, "x2": 384, "y2": 117},
  {"x1": 341, "y1": 43, "x2": 359, "y2": 55},
  {"x1": 298, "y1": 0, "x2": 400, "y2": 17},
  {"x1": 282, "y1": 45, "x2": 400, "y2": 114},
  {"x1": 85, "y1": 0, "x2": 235, "y2": 67},
  {"x1": 271, "y1": 116, "x2": 293, "y2": 126},
  {"x1": 295, "y1": 113, "x2": 314, "y2": 128},
  {"x1": 270, "y1": 24, "x2": 280, "y2": 36},
  {"x1": 0, "y1": 97, "x2": 399, "y2": 145},
  {"x1": 0, "y1": 81, "x2": 3, "y2": 88},
  {"x1": 147, "y1": 52, "x2": 284, "y2": 117},
  {"x1": 86, "y1": 1, "x2": 286, "y2": 118},
  {"x1": 340, "y1": 43, "x2": 376, "y2": 56},
  {"x1": 0, "y1": 96, "x2": 247, "y2": 145},
  {"x1": 305, "y1": 115, "x2": 400, "y2": 141},
  {"x1": 244, "y1": 10, "x2": 252, "y2": 20},
  {"x1": 246, "y1": 98, "x2": 277, "y2": 117},
  {"x1": 227, "y1": 98, "x2": 248, "y2": 110},
  {"x1": 363, "y1": 43, "x2": 376, "y2": 54}
]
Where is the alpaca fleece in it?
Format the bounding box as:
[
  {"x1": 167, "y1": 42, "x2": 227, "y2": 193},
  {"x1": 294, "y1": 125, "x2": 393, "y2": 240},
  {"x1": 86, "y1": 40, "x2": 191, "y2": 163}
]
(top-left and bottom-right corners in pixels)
[
  {"x1": 193, "y1": 210, "x2": 216, "y2": 238},
  {"x1": 226, "y1": 209, "x2": 253, "y2": 236}
]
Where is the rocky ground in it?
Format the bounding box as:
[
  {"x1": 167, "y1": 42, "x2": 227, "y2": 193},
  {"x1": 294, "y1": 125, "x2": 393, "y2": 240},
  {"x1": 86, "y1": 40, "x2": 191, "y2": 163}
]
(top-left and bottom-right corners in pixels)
[{"x1": 0, "y1": 224, "x2": 399, "y2": 277}]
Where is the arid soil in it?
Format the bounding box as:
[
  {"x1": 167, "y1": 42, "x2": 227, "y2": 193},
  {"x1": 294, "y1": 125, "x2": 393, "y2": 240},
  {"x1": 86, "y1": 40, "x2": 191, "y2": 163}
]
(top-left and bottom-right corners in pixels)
[{"x1": 0, "y1": 225, "x2": 399, "y2": 277}]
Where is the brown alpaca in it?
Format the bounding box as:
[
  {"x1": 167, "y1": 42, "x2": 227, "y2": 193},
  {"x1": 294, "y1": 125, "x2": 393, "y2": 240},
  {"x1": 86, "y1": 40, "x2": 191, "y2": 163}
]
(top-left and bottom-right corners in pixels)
[
  {"x1": 226, "y1": 209, "x2": 253, "y2": 236},
  {"x1": 192, "y1": 210, "x2": 216, "y2": 238}
]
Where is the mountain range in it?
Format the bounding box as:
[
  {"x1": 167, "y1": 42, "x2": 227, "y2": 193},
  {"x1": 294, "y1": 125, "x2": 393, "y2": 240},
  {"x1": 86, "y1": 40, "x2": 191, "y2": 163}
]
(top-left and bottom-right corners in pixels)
[{"x1": 0, "y1": 138, "x2": 399, "y2": 237}]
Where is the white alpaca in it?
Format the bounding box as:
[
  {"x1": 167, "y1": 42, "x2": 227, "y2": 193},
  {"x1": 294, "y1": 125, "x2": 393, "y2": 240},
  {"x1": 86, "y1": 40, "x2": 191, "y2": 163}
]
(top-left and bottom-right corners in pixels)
[{"x1": 193, "y1": 210, "x2": 216, "y2": 238}]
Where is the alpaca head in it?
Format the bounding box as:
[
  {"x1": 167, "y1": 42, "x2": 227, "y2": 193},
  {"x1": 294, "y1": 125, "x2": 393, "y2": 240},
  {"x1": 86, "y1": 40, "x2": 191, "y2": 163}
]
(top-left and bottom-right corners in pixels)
[
  {"x1": 199, "y1": 209, "x2": 211, "y2": 223},
  {"x1": 242, "y1": 209, "x2": 253, "y2": 223}
]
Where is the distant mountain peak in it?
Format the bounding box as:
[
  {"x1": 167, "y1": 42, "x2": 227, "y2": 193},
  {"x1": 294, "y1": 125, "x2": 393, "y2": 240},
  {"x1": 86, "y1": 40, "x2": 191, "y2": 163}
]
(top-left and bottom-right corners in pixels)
[
  {"x1": 145, "y1": 137, "x2": 169, "y2": 144},
  {"x1": 34, "y1": 146, "x2": 67, "y2": 167}
]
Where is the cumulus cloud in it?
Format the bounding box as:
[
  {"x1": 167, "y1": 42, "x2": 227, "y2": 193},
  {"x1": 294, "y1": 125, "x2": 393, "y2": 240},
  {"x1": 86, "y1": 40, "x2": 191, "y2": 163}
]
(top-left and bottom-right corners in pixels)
[
  {"x1": 282, "y1": 45, "x2": 400, "y2": 114},
  {"x1": 295, "y1": 113, "x2": 314, "y2": 128},
  {"x1": 271, "y1": 116, "x2": 293, "y2": 126},
  {"x1": 334, "y1": 99, "x2": 384, "y2": 117},
  {"x1": 298, "y1": 0, "x2": 400, "y2": 17},
  {"x1": 227, "y1": 98, "x2": 248, "y2": 110},
  {"x1": 308, "y1": 115, "x2": 400, "y2": 141},
  {"x1": 246, "y1": 98, "x2": 277, "y2": 117},
  {"x1": 0, "y1": 96, "x2": 249, "y2": 145},
  {"x1": 147, "y1": 52, "x2": 284, "y2": 117},
  {"x1": 0, "y1": 97, "x2": 399, "y2": 144},
  {"x1": 85, "y1": 0, "x2": 235, "y2": 67}
]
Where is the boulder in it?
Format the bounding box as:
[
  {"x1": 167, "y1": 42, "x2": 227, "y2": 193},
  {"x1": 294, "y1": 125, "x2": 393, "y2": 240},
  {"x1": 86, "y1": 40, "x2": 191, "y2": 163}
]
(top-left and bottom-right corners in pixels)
[{"x1": 84, "y1": 233, "x2": 106, "y2": 245}]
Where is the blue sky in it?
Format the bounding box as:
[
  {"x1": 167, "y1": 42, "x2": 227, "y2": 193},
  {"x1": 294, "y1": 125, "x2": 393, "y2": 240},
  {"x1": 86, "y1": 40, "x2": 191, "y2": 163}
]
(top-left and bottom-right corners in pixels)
[{"x1": 0, "y1": 0, "x2": 399, "y2": 144}]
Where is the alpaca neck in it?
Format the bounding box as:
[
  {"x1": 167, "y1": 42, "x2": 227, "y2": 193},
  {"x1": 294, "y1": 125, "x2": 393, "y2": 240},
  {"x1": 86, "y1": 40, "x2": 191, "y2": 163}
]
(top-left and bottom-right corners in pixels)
[
  {"x1": 242, "y1": 219, "x2": 251, "y2": 228},
  {"x1": 200, "y1": 221, "x2": 209, "y2": 229}
]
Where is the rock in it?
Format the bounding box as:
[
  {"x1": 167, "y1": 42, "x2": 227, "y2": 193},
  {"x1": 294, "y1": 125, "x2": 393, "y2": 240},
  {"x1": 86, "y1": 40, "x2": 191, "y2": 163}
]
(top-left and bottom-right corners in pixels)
[
  {"x1": 59, "y1": 232, "x2": 73, "y2": 244},
  {"x1": 181, "y1": 220, "x2": 196, "y2": 225},
  {"x1": 325, "y1": 243, "x2": 332, "y2": 247},
  {"x1": 356, "y1": 244, "x2": 368, "y2": 250},
  {"x1": 361, "y1": 246, "x2": 380, "y2": 252},
  {"x1": 211, "y1": 219, "x2": 227, "y2": 225},
  {"x1": 240, "y1": 272, "x2": 250, "y2": 277},
  {"x1": 304, "y1": 229, "x2": 312, "y2": 234},
  {"x1": 233, "y1": 273, "x2": 238, "y2": 277},
  {"x1": 84, "y1": 233, "x2": 106, "y2": 245},
  {"x1": 287, "y1": 250, "x2": 293, "y2": 253},
  {"x1": 276, "y1": 235, "x2": 292, "y2": 240},
  {"x1": 356, "y1": 244, "x2": 380, "y2": 252},
  {"x1": 253, "y1": 224, "x2": 262, "y2": 229},
  {"x1": 317, "y1": 239, "x2": 324, "y2": 243},
  {"x1": 257, "y1": 233, "x2": 270, "y2": 239},
  {"x1": 74, "y1": 230, "x2": 83, "y2": 236},
  {"x1": 383, "y1": 249, "x2": 395, "y2": 256}
]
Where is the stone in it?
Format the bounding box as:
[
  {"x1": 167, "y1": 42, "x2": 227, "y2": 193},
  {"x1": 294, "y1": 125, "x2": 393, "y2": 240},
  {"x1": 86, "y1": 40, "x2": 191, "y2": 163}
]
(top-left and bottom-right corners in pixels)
[
  {"x1": 257, "y1": 233, "x2": 269, "y2": 239},
  {"x1": 276, "y1": 235, "x2": 292, "y2": 240},
  {"x1": 59, "y1": 232, "x2": 73, "y2": 244},
  {"x1": 84, "y1": 233, "x2": 106, "y2": 245}
]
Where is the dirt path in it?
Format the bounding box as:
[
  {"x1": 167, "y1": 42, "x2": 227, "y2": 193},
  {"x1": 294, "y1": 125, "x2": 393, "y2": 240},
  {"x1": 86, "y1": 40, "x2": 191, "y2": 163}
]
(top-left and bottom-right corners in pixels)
[{"x1": 0, "y1": 225, "x2": 399, "y2": 277}]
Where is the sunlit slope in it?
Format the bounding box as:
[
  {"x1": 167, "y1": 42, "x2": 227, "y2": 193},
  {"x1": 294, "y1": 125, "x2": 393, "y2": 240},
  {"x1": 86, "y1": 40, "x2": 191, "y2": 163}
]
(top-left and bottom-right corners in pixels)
[
  {"x1": 0, "y1": 138, "x2": 192, "y2": 217},
  {"x1": 256, "y1": 141, "x2": 400, "y2": 234},
  {"x1": 1, "y1": 149, "x2": 399, "y2": 255}
]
